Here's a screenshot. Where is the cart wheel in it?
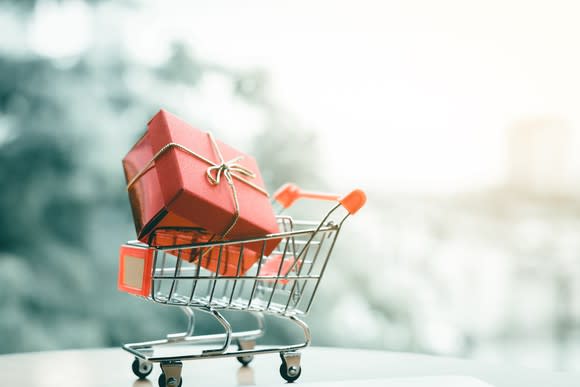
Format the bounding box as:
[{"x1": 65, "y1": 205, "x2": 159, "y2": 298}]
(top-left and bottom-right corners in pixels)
[
  {"x1": 159, "y1": 361, "x2": 183, "y2": 387},
  {"x1": 236, "y1": 355, "x2": 254, "y2": 366},
  {"x1": 236, "y1": 338, "x2": 256, "y2": 366},
  {"x1": 132, "y1": 357, "x2": 153, "y2": 379},
  {"x1": 158, "y1": 373, "x2": 183, "y2": 387},
  {"x1": 279, "y1": 362, "x2": 301, "y2": 383}
]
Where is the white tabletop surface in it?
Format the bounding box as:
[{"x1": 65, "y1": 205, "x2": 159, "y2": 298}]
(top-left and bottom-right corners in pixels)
[{"x1": 0, "y1": 346, "x2": 578, "y2": 387}]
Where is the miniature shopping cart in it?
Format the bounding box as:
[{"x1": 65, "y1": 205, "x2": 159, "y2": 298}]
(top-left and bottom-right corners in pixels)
[{"x1": 118, "y1": 183, "x2": 366, "y2": 386}]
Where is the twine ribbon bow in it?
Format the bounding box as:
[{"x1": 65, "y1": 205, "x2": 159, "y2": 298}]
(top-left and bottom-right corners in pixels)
[
  {"x1": 205, "y1": 135, "x2": 256, "y2": 187},
  {"x1": 127, "y1": 131, "x2": 268, "y2": 239},
  {"x1": 206, "y1": 156, "x2": 252, "y2": 185}
]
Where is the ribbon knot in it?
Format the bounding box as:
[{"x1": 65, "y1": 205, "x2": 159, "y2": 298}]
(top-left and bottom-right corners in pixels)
[{"x1": 206, "y1": 156, "x2": 256, "y2": 186}]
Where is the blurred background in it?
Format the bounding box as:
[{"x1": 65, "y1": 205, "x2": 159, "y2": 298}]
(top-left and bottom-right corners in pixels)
[{"x1": 2, "y1": 0, "x2": 580, "y2": 373}]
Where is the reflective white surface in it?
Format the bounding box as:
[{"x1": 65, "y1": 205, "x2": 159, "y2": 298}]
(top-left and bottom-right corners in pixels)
[
  {"x1": 0, "y1": 347, "x2": 577, "y2": 387},
  {"x1": 283, "y1": 376, "x2": 493, "y2": 387}
]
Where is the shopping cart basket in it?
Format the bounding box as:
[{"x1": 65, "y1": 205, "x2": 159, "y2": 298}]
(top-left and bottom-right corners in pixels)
[{"x1": 119, "y1": 183, "x2": 366, "y2": 386}]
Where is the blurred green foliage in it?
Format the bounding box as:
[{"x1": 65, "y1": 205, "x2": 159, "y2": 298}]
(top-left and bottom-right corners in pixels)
[{"x1": 0, "y1": 0, "x2": 319, "y2": 353}]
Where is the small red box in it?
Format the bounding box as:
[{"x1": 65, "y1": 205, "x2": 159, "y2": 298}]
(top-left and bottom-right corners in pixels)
[
  {"x1": 123, "y1": 110, "x2": 279, "y2": 274},
  {"x1": 151, "y1": 229, "x2": 259, "y2": 276},
  {"x1": 258, "y1": 254, "x2": 301, "y2": 285}
]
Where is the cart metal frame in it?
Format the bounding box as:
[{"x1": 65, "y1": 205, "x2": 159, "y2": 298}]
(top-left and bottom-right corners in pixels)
[{"x1": 121, "y1": 184, "x2": 365, "y2": 386}]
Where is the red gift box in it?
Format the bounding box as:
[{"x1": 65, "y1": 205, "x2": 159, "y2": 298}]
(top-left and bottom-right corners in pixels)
[{"x1": 123, "y1": 109, "x2": 279, "y2": 274}]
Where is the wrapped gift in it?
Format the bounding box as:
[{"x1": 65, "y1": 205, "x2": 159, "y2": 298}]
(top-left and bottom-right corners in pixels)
[{"x1": 123, "y1": 109, "x2": 279, "y2": 275}]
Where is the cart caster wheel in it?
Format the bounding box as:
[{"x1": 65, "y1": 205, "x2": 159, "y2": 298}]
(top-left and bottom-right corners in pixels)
[
  {"x1": 159, "y1": 361, "x2": 183, "y2": 387},
  {"x1": 158, "y1": 373, "x2": 183, "y2": 387},
  {"x1": 279, "y1": 351, "x2": 302, "y2": 383},
  {"x1": 132, "y1": 357, "x2": 153, "y2": 379},
  {"x1": 236, "y1": 355, "x2": 254, "y2": 366},
  {"x1": 279, "y1": 362, "x2": 301, "y2": 383},
  {"x1": 236, "y1": 338, "x2": 256, "y2": 366}
]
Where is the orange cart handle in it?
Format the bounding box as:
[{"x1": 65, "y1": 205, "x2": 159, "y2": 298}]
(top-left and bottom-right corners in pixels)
[{"x1": 273, "y1": 183, "x2": 366, "y2": 215}]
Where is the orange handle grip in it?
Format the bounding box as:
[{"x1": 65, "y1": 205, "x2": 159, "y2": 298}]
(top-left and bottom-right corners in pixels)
[{"x1": 273, "y1": 183, "x2": 366, "y2": 215}]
